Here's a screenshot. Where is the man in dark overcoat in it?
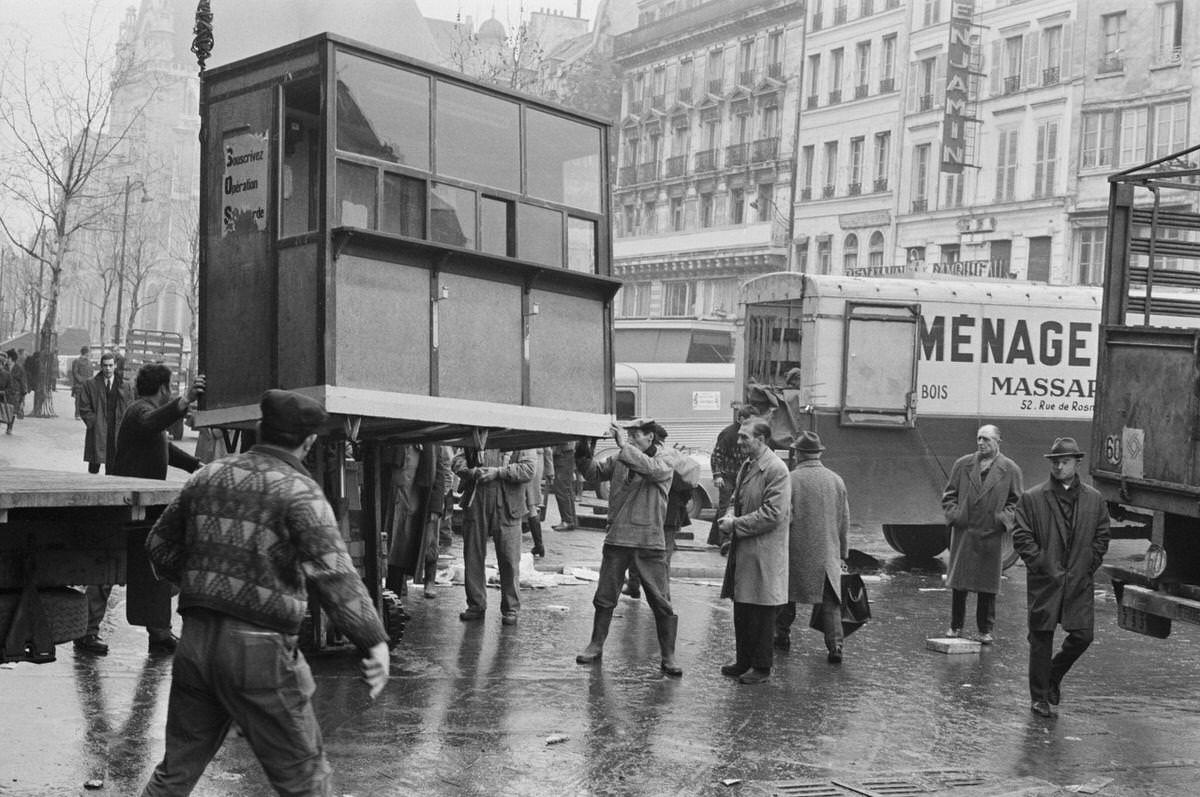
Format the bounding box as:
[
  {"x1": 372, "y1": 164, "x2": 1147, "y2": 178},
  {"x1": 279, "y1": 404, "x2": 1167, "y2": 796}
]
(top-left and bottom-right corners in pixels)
[
  {"x1": 1012, "y1": 436, "x2": 1110, "y2": 718},
  {"x1": 717, "y1": 417, "x2": 791, "y2": 684},
  {"x1": 941, "y1": 423, "x2": 1023, "y2": 643},
  {"x1": 775, "y1": 431, "x2": 850, "y2": 662},
  {"x1": 77, "y1": 352, "x2": 133, "y2": 475}
]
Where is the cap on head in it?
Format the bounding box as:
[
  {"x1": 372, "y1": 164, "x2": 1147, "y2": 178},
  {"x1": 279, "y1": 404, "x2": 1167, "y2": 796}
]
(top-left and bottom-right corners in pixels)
[
  {"x1": 623, "y1": 417, "x2": 656, "y2": 433},
  {"x1": 1043, "y1": 436, "x2": 1085, "y2": 459},
  {"x1": 260, "y1": 389, "x2": 328, "y2": 439},
  {"x1": 790, "y1": 430, "x2": 825, "y2": 454}
]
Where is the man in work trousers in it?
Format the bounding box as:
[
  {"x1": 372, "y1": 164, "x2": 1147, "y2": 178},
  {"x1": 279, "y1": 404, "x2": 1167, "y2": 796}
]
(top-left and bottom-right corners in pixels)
[
  {"x1": 575, "y1": 419, "x2": 682, "y2": 676},
  {"x1": 550, "y1": 440, "x2": 578, "y2": 530},
  {"x1": 452, "y1": 445, "x2": 535, "y2": 626},
  {"x1": 940, "y1": 423, "x2": 1023, "y2": 643},
  {"x1": 1012, "y1": 436, "x2": 1110, "y2": 718},
  {"x1": 717, "y1": 417, "x2": 791, "y2": 684},
  {"x1": 775, "y1": 431, "x2": 850, "y2": 663},
  {"x1": 140, "y1": 389, "x2": 389, "y2": 795},
  {"x1": 708, "y1": 405, "x2": 754, "y2": 548}
]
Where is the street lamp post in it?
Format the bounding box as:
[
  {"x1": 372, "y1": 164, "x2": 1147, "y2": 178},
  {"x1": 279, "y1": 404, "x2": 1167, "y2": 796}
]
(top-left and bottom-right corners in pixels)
[{"x1": 114, "y1": 176, "x2": 151, "y2": 348}]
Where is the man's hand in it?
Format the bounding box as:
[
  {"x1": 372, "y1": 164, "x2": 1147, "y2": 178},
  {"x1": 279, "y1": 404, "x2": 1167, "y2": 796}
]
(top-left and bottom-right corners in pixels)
[
  {"x1": 476, "y1": 467, "x2": 498, "y2": 483},
  {"x1": 361, "y1": 641, "x2": 390, "y2": 700},
  {"x1": 717, "y1": 515, "x2": 734, "y2": 535},
  {"x1": 610, "y1": 422, "x2": 627, "y2": 448},
  {"x1": 185, "y1": 374, "x2": 206, "y2": 404}
]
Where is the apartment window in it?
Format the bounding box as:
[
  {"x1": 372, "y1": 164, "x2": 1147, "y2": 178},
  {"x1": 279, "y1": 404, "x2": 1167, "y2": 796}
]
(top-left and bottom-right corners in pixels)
[
  {"x1": 1155, "y1": 1, "x2": 1183, "y2": 64},
  {"x1": 849, "y1": 136, "x2": 864, "y2": 193},
  {"x1": 823, "y1": 141, "x2": 839, "y2": 197},
  {"x1": 1119, "y1": 109, "x2": 1147, "y2": 166},
  {"x1": 812, "y1": 0, "x2": 824, "y2": 30},
  {"x1": 808, "y1": 54, "x2": 822, "y2": 102},
  {"x1": 662, "y1": 281, "x2": 695, "y2": 317},
  {"x1": 622, "y1": 204, "x2": 636, "y2": 236},
  {"x1": 873, "y1": 131, "x2": 890, "y2": 190},
  {"x1": 843, "y1": 233, "x2": 859, "y2": 271},
  {"x1": 707, "y1": 48, "x2": 725, "y2": 93},
  {"x1": 996, "y1": 128, "x2": 1019, "y2": 201},
  {"x1": 730, "y1": 188, "x2": 745, "y2": 224},
  {"x1": 761, "y1": 103, "x2": 780, "y2": 138},
  {"x1": 868, "y1": 231, "x2": 885, "y2": 267},
  {"x1": 1042, "y1": 26, "x2": 1062, "y2": 85},
  {"x1": 756, "y1": 183, "x2": 773, "y2": 222},
  {"x1": 922, "y1": 0, "x2": 941, "y2": 27},
  {"x1": 1034, "y1": 121, "x2": 1058, "y2": 198},
  {"x1": 651, "y1": 66, "x2": 666, "y2": 107},
  {"x1": 767, "y1": 31, "x2": 784, "y2": 74},
  {"x1": 738, "y1": 39, "x2": 755, "y2": 84},
  {"x1": 703, "y1": 278, "x2": 738, "y2": 317},
  {"x1": 817, "y1": 238, "x2": 832, "y2": 274},
  {"x1": 670, "y1": 196, "x2": 685, "y2": 231},
  {"x1": 622, "y1": 134, "x2": 639, "y2": 167},
  {"x1": 672, "y1": 125, "x2": 690, "y2": 159},
  {"x1": 1078, "y1": 228, "x2": 1106, "y2": 286},
  {"x1": 1003, "y1": 35, "x2": 1023, "y2": 92},
  {"x1": 912, "y1": 143, "x2": 930, "y2": 210},
  {"x1": 700, "y1": 192, "x2": 714, "y2": 227},
  {"x1": 633, "y1": 72, "x2": 645, "y2": 108},
  {"x1": 643, "y1": 200, "x2": 657, "y2": 234},
  {"x1": 801, "y1": 145, "x2": 815, "y2": 196},
  {"x1": 1081, "y1": 112, "x2": 1115, "y2": 168},
  {"x1": 918, "y1": 57, "x2": 937, "y2": 110},
  {"x1": 1154, "y1": 101, "x2": 1188, "y2": 157},
  {"x1": 1102, "y1": 13, "x2": 1127, "y2": 70},
  {"x1": 796, "y1": 240, "x2": 810, "y2": 272},
  {"x1": 941, "y1": 244, "x2": 960, "y2": 265},
  {"x1": 943, "y1": 171, "x2": 964, "y2": 208},
  {"x1": 702, "y1": 117, "x2": 721, "y2": 150},
  {"x1": 881, "y1": 35, "x2": 897, "y2": 91},
  {"x1": 678, "y1": 58, "x2": 694, "y2": 99},
  {"x1": 855, "y1": 42, "x2": 872, "y2": 95},
  {"x1": 830, "y1": 48, "x2": 844, "y2": 103},
  {"x1": 619, "y1": 282, "x2": 650, "y2": 317}
]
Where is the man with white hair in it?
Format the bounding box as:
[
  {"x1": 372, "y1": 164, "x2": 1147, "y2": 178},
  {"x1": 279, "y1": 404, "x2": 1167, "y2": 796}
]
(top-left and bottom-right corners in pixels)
[{"x1": 940, "y1": 423, "x2": 1023, "y2": 643}]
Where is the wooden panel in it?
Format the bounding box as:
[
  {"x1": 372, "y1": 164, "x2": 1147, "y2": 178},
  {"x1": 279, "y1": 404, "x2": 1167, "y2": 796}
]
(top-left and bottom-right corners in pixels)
[
  {"x1": 203, "y1": 86, "x2": 276, "y2": 409},
  {"x1": 439, "y1": 274, "x2": 522, "y2": 404},
  {"x1": 333, "y1": 254, "x2": 431, "y2": 394},
  {"x1": 278, "y1": 244, "x2": 321, "y2": 389},
  {"x1": 529, "y1": 288, "x2": 606, "y2": 413}
]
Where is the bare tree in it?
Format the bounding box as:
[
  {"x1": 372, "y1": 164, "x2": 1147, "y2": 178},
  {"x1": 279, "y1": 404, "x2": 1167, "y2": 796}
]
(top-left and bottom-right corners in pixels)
[
  {"x1": 0, "y1": 7, "x2": 153, "y2": 416},
  {"x1": 119, "y1": 227, "x2": 161, "y2": 343}
]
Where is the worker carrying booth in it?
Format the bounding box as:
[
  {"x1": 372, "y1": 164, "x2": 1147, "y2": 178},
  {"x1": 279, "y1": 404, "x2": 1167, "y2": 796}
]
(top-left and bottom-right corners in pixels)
[{"x1": 194, "y1": 34, "x2": 619, "y2": 645}]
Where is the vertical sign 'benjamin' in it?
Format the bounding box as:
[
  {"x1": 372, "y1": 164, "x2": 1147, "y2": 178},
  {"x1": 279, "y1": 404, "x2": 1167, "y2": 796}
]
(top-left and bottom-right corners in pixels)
[{"x1": 941, "y1": 0, "x2": 975, "y2": 173}]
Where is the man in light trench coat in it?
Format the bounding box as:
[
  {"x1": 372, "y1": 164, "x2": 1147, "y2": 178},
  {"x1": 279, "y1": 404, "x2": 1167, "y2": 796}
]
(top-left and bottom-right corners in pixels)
[
  {"x1": 717, "y1": 417, "x2": 791, "y2": 685},
  {"x1": 774, "y1": 431, "x2": 850, "y2": 663},
  {"x1": 1012, "y1": 436, "x2": 1109, "y2": 718},
  {"x1": 940, "y1": 423, "x2": 1023, "y2": 643}
]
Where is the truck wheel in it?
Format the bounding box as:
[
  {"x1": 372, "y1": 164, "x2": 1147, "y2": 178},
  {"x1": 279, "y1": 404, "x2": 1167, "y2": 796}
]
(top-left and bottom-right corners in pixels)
[{"x1": 882, "y1": 524, "x2": 948, "y2": 559}]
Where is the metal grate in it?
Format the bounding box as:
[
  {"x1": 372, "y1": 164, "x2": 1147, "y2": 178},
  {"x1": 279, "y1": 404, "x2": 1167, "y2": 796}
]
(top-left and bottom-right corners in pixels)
[
  {"x1": 771, "y1": 770, "x2": 988, "y2": 796},
  {"x1": 774, "y1": 783, "x2": 844, "y2": 797}
]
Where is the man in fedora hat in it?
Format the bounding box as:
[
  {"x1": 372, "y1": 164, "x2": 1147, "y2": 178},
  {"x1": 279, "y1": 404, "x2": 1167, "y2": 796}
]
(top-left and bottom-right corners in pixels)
[
  {"x1": 1012, "y1": 437, "x2": 1109, "y2": 718},
  {"x1": 775, "y1": 431, "x2": 851, "y2": 662},
  {"x1": 141, "y1": 389, "x2": 390, "y2": 794},
  {"x1": 940, "y1": 424, "x2": 1023, "y2": 644}
]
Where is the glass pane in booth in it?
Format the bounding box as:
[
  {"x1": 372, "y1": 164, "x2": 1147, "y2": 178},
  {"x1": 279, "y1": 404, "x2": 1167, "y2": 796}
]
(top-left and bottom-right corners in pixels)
[
  {"x1": 336, "y1": 160, "x2": 376, "y2": 229},
  {"x1": 567, "y1": 216, "x2": 596, "y2": 273},
  {"x1": 518, "y1": 203, "x2": 563, "y2": 267},
  {"x1": 431, "y1": 183, "x2": 475, "y2": 249},
  {"x1": 381, "y1": 173, "x2": 426, "y2": 238},
  {"x1": 336, "y1": 52, "x2": 430, "y2": 169},
  {"x1": 526, "y1": 109, "x2": 602, "y2": 213},
  {"x1": 481, "y1": 196, "x2": 514, "y2": 257},
  {"x1": 435, "y1": 81, "x2": 520, "y2": 192}
]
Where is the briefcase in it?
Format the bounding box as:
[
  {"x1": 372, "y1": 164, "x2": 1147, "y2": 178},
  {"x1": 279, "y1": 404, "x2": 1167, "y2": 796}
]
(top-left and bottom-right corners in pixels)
[{"x1": 809, "y1": 573, "x2": 871, "y2": 637}]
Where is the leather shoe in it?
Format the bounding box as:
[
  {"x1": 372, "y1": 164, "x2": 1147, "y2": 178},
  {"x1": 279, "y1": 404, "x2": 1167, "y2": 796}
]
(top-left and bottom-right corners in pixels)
[
  {"x1": 773, "y1": 634, "x2": 791, "y2": 651},
  {"x1": 1049, "y1": 677, "x2": 1062, "y2": 706},
  {"x1": 459, "y1": 609, "x2": 485, "y2": 622},
  {"x1": 621, "y1": 584, "x2": 641, "y2": 599},
  {"x1": 660, "y1": 661, "x2": 683, "y2": 678},
  {"x1": 73, "y1": 635, "x2": 109, "y2": 656},
  {"x1": 501, "y1": 613, "x2": 518, "y2": 626},
  {"x1": 148, "y1": 634, "x2": 178, "y2": 656},
  {"x1": 1030, "y1": 700, "x2": 1055, "y2": 718},
  {"x1": 551, "y1": 523, "x2": 576, "y2": 531},
  {"x1": 738, "y1": 668, "x2": 770, "y2": 685},
  {"x1": 978, "y1": 633, "x2": 994, "y2": 645},
  {"x1": 423, "y1": 583, "x2": 437, "y2": 599},
  {"x1": 827, "y1": 646, "x2": 843, "y2": 664},
  {"x1": 720, "y1": 662, "x2": 749, "y2": 678}
]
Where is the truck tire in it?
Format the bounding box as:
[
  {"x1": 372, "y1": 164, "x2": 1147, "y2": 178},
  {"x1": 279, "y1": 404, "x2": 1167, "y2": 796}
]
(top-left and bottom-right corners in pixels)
[
  {"x1": 882, "y1": 524, "x2": 948, "y2": 559},
  {"x1": 0, "y1": 587, "x2": 87, "y2": 646}
]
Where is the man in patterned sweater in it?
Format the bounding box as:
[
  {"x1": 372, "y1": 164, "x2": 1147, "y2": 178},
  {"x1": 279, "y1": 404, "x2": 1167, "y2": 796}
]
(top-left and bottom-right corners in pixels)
[{"x1": 140, "y1": 389, "x2": 389, "y2": 796}]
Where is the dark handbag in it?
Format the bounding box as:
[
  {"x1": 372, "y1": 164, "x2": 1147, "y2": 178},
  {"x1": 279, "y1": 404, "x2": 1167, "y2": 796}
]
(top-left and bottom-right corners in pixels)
[{"x1": 809, "y1": 573, "x2": 872, "y2": 637}]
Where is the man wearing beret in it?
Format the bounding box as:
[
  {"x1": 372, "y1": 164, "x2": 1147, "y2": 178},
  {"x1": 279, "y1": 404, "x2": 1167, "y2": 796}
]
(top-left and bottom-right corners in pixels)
[
  {"x1": 1012, "y1": 437, "x2": 1110, "y2": 719},
  {"x1": 141, "y1": 389, "x2": 390, "y2": 795}
]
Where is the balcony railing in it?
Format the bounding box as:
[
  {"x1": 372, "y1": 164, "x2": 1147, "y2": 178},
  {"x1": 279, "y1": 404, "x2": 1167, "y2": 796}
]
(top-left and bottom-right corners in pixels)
[
  {"x1": 1041, "y1": 66, "x2": 1060, "y2": 86},
  {"x1": 911, "y1": 197, "x2": 928, "y2": 212},
  {"x1": 752, "y1": 137, "x2": 779, "y2": 162},
  {"x1": 695, "y1": 148, "x2": 719, "y2": 172},
  {"x1": 807, "y1": 94, "x2": 819, "y2": 109},
  {"x1": 855, "y1": 84, "x2": 869, "y2": 99},
  {"x1": 614, "y1": 0, "x2": 803, "y2": 57},
  {"x1": 665, "y1": 155, "x2": 687, "y2": 178},
  {"x1": 707, "y1": 79, "x2": 724, "y2": 95},
  {"x1": 834, "y1": 5, "x2": 847, "y2": 24},
  {"x1": 676, "y1": 86, "x2": 692, "y2": 104},
  {"x1": 637, "y1": 161, "x2": 660, "y2": 182},
  {"x1": 828, "y1": 89, "x2": 842, "y2": 104},
  {"x1": 811, "y1": 12, "x2": 823, "y2": 30},
  {"x1": 1156, "y1": 46, "x2": 1183, "y2": 66},
  {"x1": 767, "y1": 62, "x2": 783, "y2": 79},
  {"x1": 848, "y1": 182, "x2": 862, "y2": 196},
  {"x1": 880, "y1": 76, "x2": 895, "y2": 93},
  {"x1": 618, "y1": 165, "x2": 637, "y2": 186},
  {"x1": 1003, "y1": 75, "x2": 1021, "y2": 94},
  {"x1": 726, "y1": 142, "x2": 750, "y2": 167},
  {"x1": 918, "y1": 94, "x2": 933, "y2": 111},
  {"x1": 822, "y1": 184, "x2": 835, "y2": 198},
  {"x1": 800, "y1": 186, "x2": 812, "y2": 201},
  {"x1": 860, "y1": 0, "x2": 874, "y2": 14},
  {"x1": 874, "y1": 177, "x2": 888, "y2": 192},
  {"x1": 1099, "y1": 54, "x2": 1124, "y2": 73},
  {"x1": 738, "y1": 69, "x2": 755, "y2": 87}
]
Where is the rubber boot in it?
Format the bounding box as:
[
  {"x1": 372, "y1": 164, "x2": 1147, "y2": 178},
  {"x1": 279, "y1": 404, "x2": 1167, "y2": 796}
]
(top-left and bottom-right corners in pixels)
[
  {"x1": 576, "y1": 608, "x2": 613, "y2": 664},
  {"x1": 656, "y1": 614, "x2": 683, "y2": 677},
  {"x1": 622, "y1": 569, "x2": 641, "y2": 599},
  {"x1": 528, "y1": 515, "x2": 545, "y2": 557}
]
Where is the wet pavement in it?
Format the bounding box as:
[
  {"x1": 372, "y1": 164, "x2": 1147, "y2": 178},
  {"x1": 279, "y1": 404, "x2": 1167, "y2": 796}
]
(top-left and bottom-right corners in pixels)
[{"x1": 3, "y1": 416, "x2": 1200, "y2": 796}]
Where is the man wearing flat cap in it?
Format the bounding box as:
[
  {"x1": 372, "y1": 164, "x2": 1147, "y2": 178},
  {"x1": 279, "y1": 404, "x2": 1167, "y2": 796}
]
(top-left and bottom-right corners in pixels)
[
  {"x1": 141, "y1": 389, "x2": 390, "y2": 795},
  {"x1": 775, "y1": 431, "x2": 851, "y2": 663},
  {"x1": 575, "y1": 418, "x2": 682, "y2": 677},
  {"x1": 1012, "y1": 437, "x2": 1110, "y2": 719}
]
